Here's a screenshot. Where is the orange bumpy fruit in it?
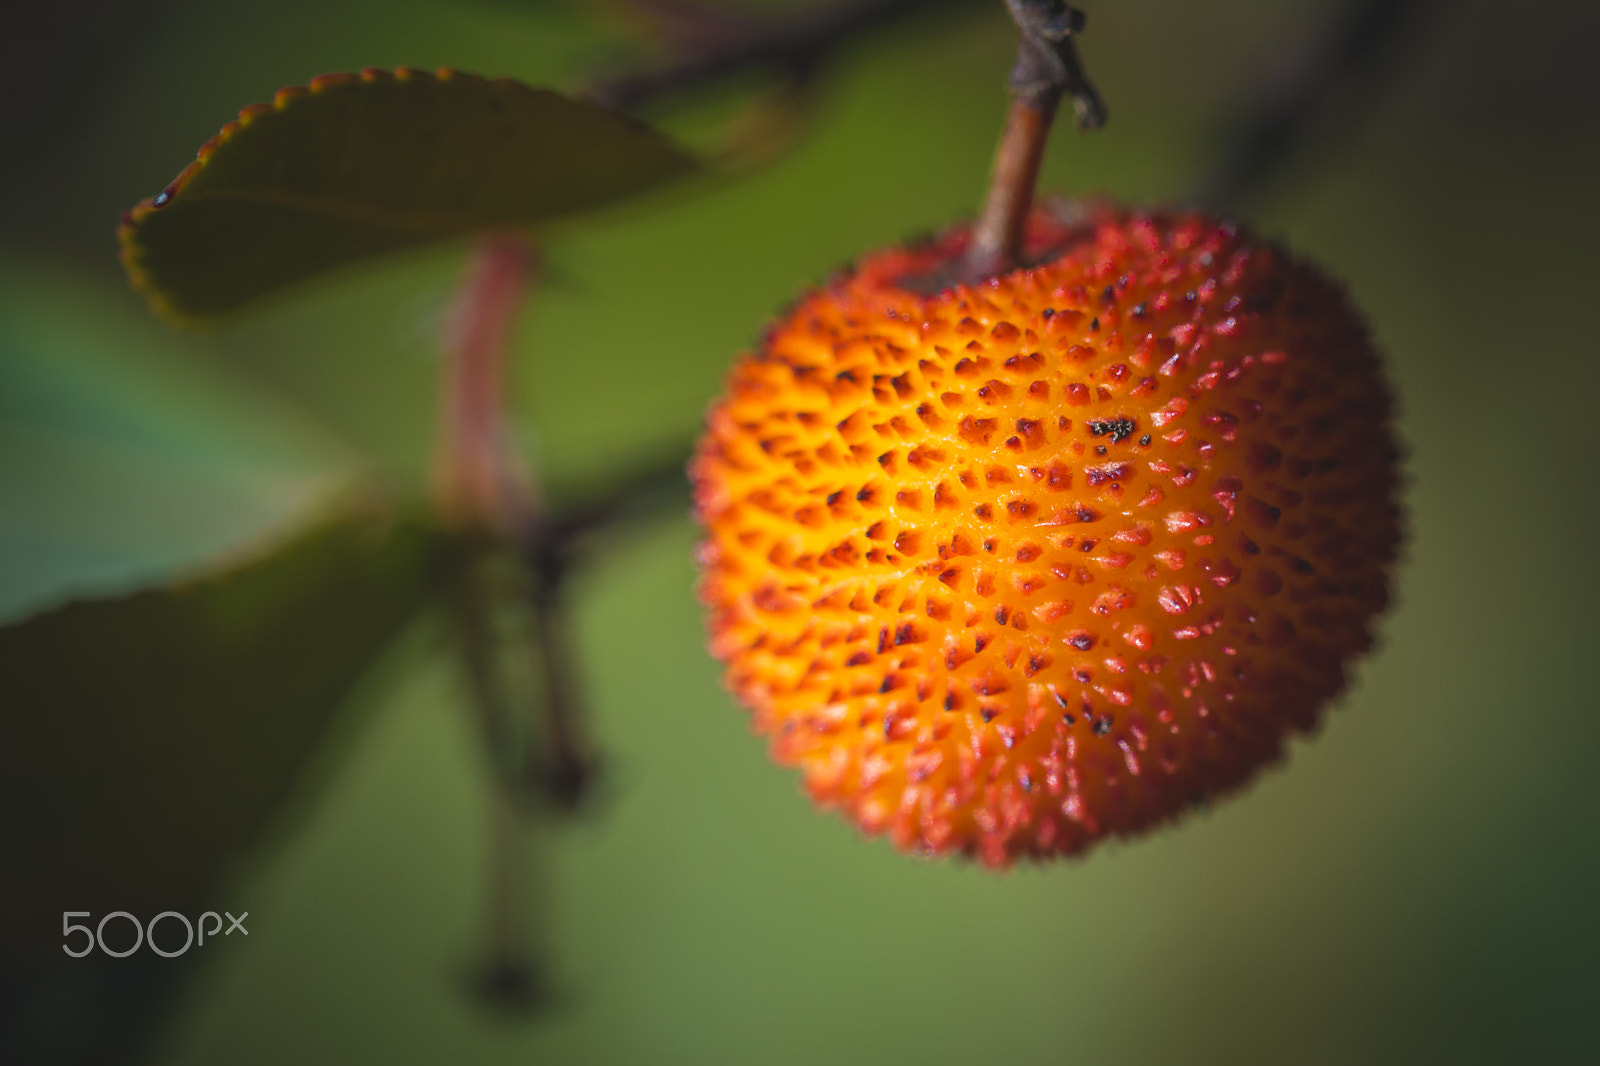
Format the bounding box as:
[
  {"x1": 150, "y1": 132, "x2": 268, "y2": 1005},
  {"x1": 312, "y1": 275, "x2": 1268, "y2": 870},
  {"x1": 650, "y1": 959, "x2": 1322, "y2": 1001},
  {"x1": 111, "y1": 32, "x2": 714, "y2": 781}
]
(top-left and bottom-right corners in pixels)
[{"x1": 692, "y1": 205, "x2": 1402, "y2": 866}]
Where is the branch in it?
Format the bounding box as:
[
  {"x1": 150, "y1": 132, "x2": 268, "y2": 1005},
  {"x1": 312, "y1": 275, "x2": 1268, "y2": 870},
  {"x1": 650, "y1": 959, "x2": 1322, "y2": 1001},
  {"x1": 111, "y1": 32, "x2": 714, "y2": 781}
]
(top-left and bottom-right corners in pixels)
[
  {"x1": 1194, "y1": 0, "x2": 1434, "y2": 209},
  {"x1": 589, "y1": 0, "x2": 986, "y2": 112},
  {"x1": 525, "y1": 578, "x2": 592, "y2": 810},
  {"x1": 437, "y1": 237, "x2": 600, "y2": 814},
  {"x1": 434, "y1": 236, "x2": 541, "y2": 539},
  {"x1": 515, "y1": 445, "x2": 693, "y2": 807},
  {"x1": 469, "y1": 759, "x2": 546, "y2": 1013},
  {"x1": 1002, "y1": 0, "x2": 1105, "y2": 123},
  {"x1": 964, "y1": 0, "x2": 1104, "y2": 279},
  {"x1": 543, "y1": 444, "x2": 695, "y2": 548}
]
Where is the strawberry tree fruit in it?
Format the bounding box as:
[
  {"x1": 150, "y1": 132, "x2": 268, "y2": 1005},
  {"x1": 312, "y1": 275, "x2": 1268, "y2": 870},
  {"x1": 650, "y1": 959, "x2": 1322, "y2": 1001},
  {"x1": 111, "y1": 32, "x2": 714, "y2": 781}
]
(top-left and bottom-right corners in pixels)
[{"x1": 692, "y1": 204, "x2": 1403, "y2": 867}]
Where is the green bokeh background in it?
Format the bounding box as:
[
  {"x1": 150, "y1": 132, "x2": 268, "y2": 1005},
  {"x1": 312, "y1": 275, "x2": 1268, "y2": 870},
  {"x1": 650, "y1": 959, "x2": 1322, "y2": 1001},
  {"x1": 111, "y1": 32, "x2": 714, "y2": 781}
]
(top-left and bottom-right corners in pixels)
[{"x1": 4, "y1": 0, "x2": 1598, "y2": 1062}]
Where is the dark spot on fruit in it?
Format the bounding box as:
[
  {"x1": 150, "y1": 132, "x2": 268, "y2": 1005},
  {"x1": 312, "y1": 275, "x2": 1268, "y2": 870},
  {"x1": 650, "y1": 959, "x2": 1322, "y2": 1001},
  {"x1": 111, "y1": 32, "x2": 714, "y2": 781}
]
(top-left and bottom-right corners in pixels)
[
  {"x1": 1139, "y1": 434, "x2": 1151, "y2": 446},
  {"x1": 878, "y1": 628, "x2": 889, "y2": 653},
  {"x1": 1095, "y1": 446, "x2": 1107, "y2": 455},
  {"x1": 1131, "y1": 302, "x2": 1148, "y2": 317},
  {"x1": 1067, "y1": 633, "x2": 1096, "y2": 650},
  {"x1": 981, "y1": 709, "x2": 998, "y2": 723},
  {"x1": 1089, "y1": 317, "x2": 1100, "y2": 332},
  {"x1": 1087, "y1": 416, "x2": 1137, "y2": 443},
  {"x1": 1092, "y1": 716, "x2": 1113, "y2": 736}
]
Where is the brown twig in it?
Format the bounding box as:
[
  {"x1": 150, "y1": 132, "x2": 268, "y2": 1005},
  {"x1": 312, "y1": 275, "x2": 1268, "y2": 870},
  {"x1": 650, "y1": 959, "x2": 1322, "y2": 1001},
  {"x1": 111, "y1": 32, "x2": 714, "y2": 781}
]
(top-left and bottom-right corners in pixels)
[
  {"x1": 448, "y1": 544, "x2": 546, "y2": 1012},
  {"x1": 525, "y1": 575, "x2": 592, "y2": 810},
  {"x1": 964, "y1": 0, "x2": 1104, "y2": 280},
  {"x1": 600, "y1": 0, "x2": 762, "y2": 55},
  {"x1": 1195, "y1": 0, "x2": 1433, "y2": 209},
  {"x1": 544, "y1": 442, "x2": 696, "y2": 547},
  {"x1": 470, "y1": 778, "x2": 545, "y2": 1013},
  {"x1": 436, "y1": 235, "x2": 600, "y2": 1007},
  {"x1": 590, "y1": 0, "x2": 985, "y2": 112},
  {"x1": 964, "y1": 98, "x2": 1056, "y2": 280},
  {"x1": 435, "y1": 240, "x2": 545, "y2": 1005},
  {"x1": 447, "y1": 542, "x2": 522, "y2": 785}
]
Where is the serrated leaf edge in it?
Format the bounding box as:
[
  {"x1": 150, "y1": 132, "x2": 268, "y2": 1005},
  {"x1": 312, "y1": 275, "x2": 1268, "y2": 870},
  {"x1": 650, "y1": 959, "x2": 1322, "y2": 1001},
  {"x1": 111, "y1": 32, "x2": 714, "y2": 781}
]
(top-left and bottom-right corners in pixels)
[{"x1": 117, "y1": 66, "x2": 692, "y2": 324}]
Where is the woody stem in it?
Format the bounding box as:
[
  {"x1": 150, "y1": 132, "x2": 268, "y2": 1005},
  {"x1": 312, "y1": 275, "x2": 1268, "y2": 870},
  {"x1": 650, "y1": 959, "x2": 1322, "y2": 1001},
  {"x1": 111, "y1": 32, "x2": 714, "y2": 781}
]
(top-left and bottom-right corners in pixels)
[{"x1": 964, "y1": 0, "x2": 1105, "y2": 280}]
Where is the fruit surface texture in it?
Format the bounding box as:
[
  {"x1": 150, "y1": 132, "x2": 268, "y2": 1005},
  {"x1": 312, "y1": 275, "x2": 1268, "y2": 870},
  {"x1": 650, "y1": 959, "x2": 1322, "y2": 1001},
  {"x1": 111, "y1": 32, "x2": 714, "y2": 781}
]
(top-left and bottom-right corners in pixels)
[{"x1": 692, "y1": 206, "x2": 1403, "y2": 866}]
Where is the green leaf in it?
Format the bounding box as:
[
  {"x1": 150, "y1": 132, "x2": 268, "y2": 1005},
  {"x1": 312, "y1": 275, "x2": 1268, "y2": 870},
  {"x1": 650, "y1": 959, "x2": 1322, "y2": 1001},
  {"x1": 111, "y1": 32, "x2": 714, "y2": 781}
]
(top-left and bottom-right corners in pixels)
[
  {"x1": 0, "y1": 497, "x2": 443, "y2": 964},
  {"x1": 0, "y1": 258, "x2": 361, "y2": 620},
  {"x1": 119, "y1": 67, "x2": 697, "y2": 320}
]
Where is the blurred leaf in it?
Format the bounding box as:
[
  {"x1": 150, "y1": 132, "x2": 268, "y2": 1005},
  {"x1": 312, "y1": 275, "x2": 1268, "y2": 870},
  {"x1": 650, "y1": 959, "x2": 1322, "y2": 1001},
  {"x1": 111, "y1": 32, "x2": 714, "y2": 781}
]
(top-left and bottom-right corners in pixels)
[
  {"x1": 0, "y1": 497, "x2": 444, "y2": 965},
  {"x1": 119, "y1": 67, "x2": 698, "y2": 320},
  {"x1": 0, "y1": 258, "x2": 361, "y2": 620}
]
